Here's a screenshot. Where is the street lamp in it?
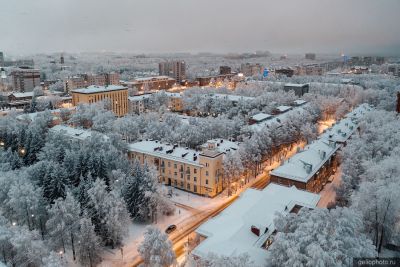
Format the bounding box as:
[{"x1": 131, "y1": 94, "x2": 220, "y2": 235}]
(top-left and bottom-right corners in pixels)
[{"x1": 19, "y1": 147, "x2": 26, "y2": 157}]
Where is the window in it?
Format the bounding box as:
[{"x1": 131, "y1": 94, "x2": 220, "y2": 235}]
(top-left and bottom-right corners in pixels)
[
  {"x1": 205, "y1": 179, "x2": 208, "y2": 185},
  {"x1": 187, "y1": 184, "x2": 190, "y2": 190},
  {"x1": 180, "y1": 173, "x2": 183, "y2": 179},
  {"x1": 206, "y1": 171, "x2": 209, "y2": 176},
  {"x1": 206, "y1": 163, "x2": 209, "y2": 167},
  {"x1": 194, "y1": 185, "x2": 197, "y2": 192},
  {"x1": 174, "y1": 172, "x2": 177, "y2": 176},
  {"x1": 194, "y1": 169, "x2": 197, "y2": 174},
  {"x1": 174, "y1": 163, "x2": 177, "y2": 169},
  {"x1": 180, "y1": 181, "x2": 184, "y2": 188},
  {"x1": 168, "y1": 162, "x2": 171, "y2": 167},
  {"x1": 194, "y1": 177, "x2": 197, "y2": 182},
  {"x1": 174, "y1": 180, "x2": 177, "y2": 186}
]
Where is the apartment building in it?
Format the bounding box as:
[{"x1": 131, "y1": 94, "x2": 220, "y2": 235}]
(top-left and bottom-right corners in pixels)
[
  {"x1": 128, "y1": 76, "x2": 176, "y2": 91},
  {"x1": 305, "y1": 53, "x2": 316, "y2": 60},
  {"x1": 11, "y1": 67, "x2": 41, "y2": 92},
  {"x1": 64, "y1": 76, "x2": 87, "y2": 92},
  {"x1": 284, "y1": 83, "x2": 310, "y2": 97},
  {"x1": 71, "y1": 85, "x2": 128, "y2": 116},
  {"x1": 164, "y1": 92, "x2": 183, "y2": 112},
  {"x1": 128, "y1": 94, "x2": 151, "y2": 114},
  {"x1": 128, "y1": 140, "x2": 226, "y2": 197},
  {"x1": 192, "y1": 183, "x2": 320, "y2": 265},
  {"x1": 270, "y1": 104, "x2": 373, "y2": 192},
  {"x1": 65, "y1": 72, "x2": 120, "y2": 92},
  {"x1": 240, "y1": 63, "x2": 263, "y2": 77},
  {"x1": 159, "y1": 61, "x2": 186, "y2": 82}
]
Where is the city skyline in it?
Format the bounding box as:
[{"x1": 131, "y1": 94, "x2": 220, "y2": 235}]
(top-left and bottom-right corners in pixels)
[{"x1": 1, "y1": 0, "x2": 400, "y2": 55}]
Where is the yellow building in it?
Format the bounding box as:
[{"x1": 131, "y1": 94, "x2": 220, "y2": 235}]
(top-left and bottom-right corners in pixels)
[
  {"x1": 128, "y1": 140, "x2": 224, "y2": 197},
  {"x1": 71, "y1": 85, "x2": 128, "y2": 116},
  {"x1": 165, "y1": 92, "x2": 183, "y2": 112}
]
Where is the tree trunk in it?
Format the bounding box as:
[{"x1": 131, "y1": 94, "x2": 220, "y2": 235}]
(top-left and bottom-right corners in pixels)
[
  {"x1": 71, "y1": 233, "x2": 76, "y2": 261},
  {"x1": 378, "y1": 227, "x2": 384, "y2": 253}
]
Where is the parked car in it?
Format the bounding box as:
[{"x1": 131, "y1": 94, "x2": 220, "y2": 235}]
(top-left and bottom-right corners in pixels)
[{"x1": 165, "y1": 224, "x2": 177, "y2": 234}]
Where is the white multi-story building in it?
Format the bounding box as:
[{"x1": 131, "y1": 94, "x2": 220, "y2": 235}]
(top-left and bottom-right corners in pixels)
[{"x1": 192, "y1": 183, "x2": 320, "y2": 265}]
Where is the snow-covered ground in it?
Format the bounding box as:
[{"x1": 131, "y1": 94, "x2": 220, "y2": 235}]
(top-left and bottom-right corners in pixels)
[
  {"x1": 317, "y1": 166, "x2": 342, "y2": 208},
  {"x1": 100, "y1": 205, "x2": 193, "y2": 267},
  {"x1": 166, "y1": 186, "x2": 229, "y2": 210}
]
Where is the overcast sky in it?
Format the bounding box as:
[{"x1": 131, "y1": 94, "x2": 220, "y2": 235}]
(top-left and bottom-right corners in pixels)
[{"x1": 1, "y1": 0, "x2": 400, "y2": 56}]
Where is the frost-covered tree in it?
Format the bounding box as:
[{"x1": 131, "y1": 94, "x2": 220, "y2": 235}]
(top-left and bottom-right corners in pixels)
[
  {"x1": 5, "y1": 177, "x2": 43, "y2": 231},
  {"x1": 138, "y1": 226, "x2": 176, "y2": 267},
  {"x1": 46, "y1": 192, "x2": 81, "y2": 260},
  {"x1": 122, "y1": 161, "x2": 158, "y2": 221},
  {"x1": 77, "y1": 216, "x2": 101, "y2": 267},
  {"x1": 42, "y1": 251, "x2": 68, "y2": 267},
  {"x1": 223, "y1": 150, "x2": 244, "y2": 195},
  {"x1": 86, "y1": 179, "x2": 130, "y2": 247},
  {"x1": 187, "y1": 252, "x2": 253, "y2": 267},
  {"x1": 269, "y1": 208, "x2": 376, "y2": 267}
]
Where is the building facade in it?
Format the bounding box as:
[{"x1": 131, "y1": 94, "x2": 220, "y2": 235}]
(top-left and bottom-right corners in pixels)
[
  {"x1": 240, "y1": 63, "x2": 263, "y2": 77},
  {"x1": 159, "y1": 61, "x2": 186, "y2": 82},
  {"x1": 284, "y1": 83, "x2": 310, "y2": 97},
  {"x1": 192, "y1": 183, "x2": 320, "y2": 266},
  {"x1": 270, "y1": 104, "x2": 373, "y2": 193},
  {"x1": 11, "y1": 68, "x2": 41, "y2": 92},
  {"x1": 128, "y1": 140, "x2": 225, "y2": 197},
  {"x1": 305, "y1": 53, "x2": 316, "y2": 60},
  {"x1": 65, "y1": 72, "x2": 120, "y2": 92},
  {"x1": 71, "y1": 85, "x2": 128, "y2": 116},
  {"x1": 128, "y1": 76, "x2": 176, "y2": 91}
]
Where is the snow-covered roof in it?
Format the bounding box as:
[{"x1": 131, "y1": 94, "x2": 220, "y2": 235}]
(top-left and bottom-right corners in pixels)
[
  {"x1": 128, "y1": 94, "x2": 152, "y2": 102},
  {"x1": 271, "y1": 103, "x2": 373, "y2": 183},
  {"x1": 345, "y1": 103, "x2": 373, "y2": 120},
  {"x1": 275, "y1": 105, "x2": 292, "y2": 113},
  {"x1": 50, "y1": 125, "x2": 93, "y2": 140},
  {"x1": 193, "y1": 183, "x2": 320, "y2": 266},
  {"x1": 284, "y1": 83, "x2": 308, "y2": 87},
  {"x1": 319, "y1": 118, "x2": 357, "y2": 143},
  {"x1": 50, "y1": 124, "x2": 107, "y2": 141},
  {"x1": 133, "y1": 76, "x2": 174, "y2": 82},
  {"x1": 10, "y1": 92, "x2": 34, "y2": 98},
  {"x1": 163, "y1": 92, "x2": 181, "y2": 98},
  {"x1": 250, "y1": 104, "x2": 309, "y2": 132},
  {"x1": 341, "y1": 78, "x2": 353, "y2": 84},
  {"x1": 250, "y1": 113, "x2": 272, "y2": 122},
  {"x1": 293, "y1": 99, "x2": 307, "y2": 106},
  {"x1": 270, "y1": 139, "x2": 338, "y2": 183},
  {"x1": 71, "y1": 85, "x2": 127, "y2": 94},
  {"x1": 16, "y1": 108, "x2": 72, "y2": 122},
  {"x1": 201, "y1": 139, "x2": 240, "y2": 154},
  {"x1": 128, "y1": 140, "x2": 204, "y2": 166},
  {"x1": 210, "y1": 94, "x2": 255, "y2": 102}
]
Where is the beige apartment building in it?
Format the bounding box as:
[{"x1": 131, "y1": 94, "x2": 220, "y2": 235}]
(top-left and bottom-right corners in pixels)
[
  {"x1": 65, "y1": 72, "x2": 120, "y2": 92},
  {"x1": 71, "y1": 85, "x2": 128, "y2": 116},
  {"x1": 11, "y1": 67, "x2": 41, "y2": 92},
  {"x1": 165, "y1": 92, "x2": 183, "y2": 112},
  {"x1": 128, "y1": 140, "x2": 225, "y2": 197}
]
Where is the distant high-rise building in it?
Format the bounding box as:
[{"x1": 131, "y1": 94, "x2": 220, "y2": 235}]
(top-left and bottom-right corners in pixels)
[
  {"x1": 305, "y1": 53, "x2": 316, "y2": 60},
  {"x1": 219, "y1": 66, "x2": 231, "y2": 75},
  {"x1": 60, "y1": 54, "x2": 65, "y2": 64},
  {"x1": 0, "y1": 52, "x2": 4, "y2": 66},
  {"x1": 11, "y1": 67, "x2": 41, "y2": 92},
  {"x1": 397, "y1": 92, "x2": 400, "y2": 113},
  {"x1": 159, "y1": 61, "x2": 186, "y2": 82}
]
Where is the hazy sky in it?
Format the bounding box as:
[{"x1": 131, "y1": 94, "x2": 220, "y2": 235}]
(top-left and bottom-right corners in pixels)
[{"x1": 1, "y1": 0, "x2": 400, "y2": 56}]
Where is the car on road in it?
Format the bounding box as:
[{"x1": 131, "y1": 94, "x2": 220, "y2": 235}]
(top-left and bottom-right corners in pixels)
[{"x1": 165, "y1": 224, "x2": 177, "y2": 234}]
